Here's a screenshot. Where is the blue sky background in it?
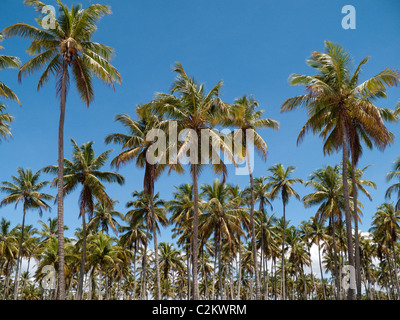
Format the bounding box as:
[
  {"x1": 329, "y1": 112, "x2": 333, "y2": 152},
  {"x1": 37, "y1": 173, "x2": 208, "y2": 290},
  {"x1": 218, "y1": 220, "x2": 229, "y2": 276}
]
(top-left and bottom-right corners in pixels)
[{"x1": 1, "y1": 0, "x2": 399, "y2": 245}]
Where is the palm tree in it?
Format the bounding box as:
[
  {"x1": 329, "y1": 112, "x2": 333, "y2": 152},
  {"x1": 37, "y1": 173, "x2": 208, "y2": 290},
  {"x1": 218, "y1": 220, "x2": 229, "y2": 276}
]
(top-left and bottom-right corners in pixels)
[
  {"x1": 224, "y1": 95, "x2": 279, "y2": 300},
  {"x1": 86, "y1": 232, "x2": 122, "y2": 300},
  {"x1": 0, "y1": 218, "x2": 17, "y2": 299},
  {"x1": 119, "y1": 212, "x2": 148, "y2": 300},
  {"x1": 0, "y1": 33, "x2": 21, "y2": 104},
  {"x1": 105, "y1": 107, "x2": 171, "y2": 299},
  {"x1": 386, "y1": 157, "x2": 400, "y2": 211},
  {"x1": 345, "y1": 162, "x2": 376, "y2": 299},
  {"x1": 88, "y1": 200, "x2": 124, "y2": 235},
  {"x1": 303, "y1": 164, "x2": 345, "y2": 297},
  {"x1": 266, "y1": 163, "x2": 303, "y2": 300},
  {"x1": 4, "y1": 1, "x2": 121, "y2": 299},
  {"x1": 152, "y1": 62, "x2": 234, "y2": 299},
  {"x1": 0, "y1": 104, "x2": 14, "y2": 142},
  {"x1": 0, "y1": 33, "x2": 21, "y2": 141},
  {"x1": 37, "y1": 217, "x2": 65, "y2": 244},
  {"x1": 200, "y1": 179, "x2": 244, "y2": 299},
  {"x1": 158, "y1": 242, "x2": 184, "y2": 299},
  {"x1": 126, "y1": 190, "x2": 168, "y2": 300},
  {"x1": 0, "y1": 168, "x2": 53, "y2": 300},
  {"x1": 168, "y1": 183, "x2": 198, "y2": 299},
  {"x1": 42, "y1": 139, "x2": 124, "y2": 300},
  {"x1": 308, "y1": 217, "x2": 329, "y2": 299},
  {"x1": 370, "y1": 203, "x2": 400, "y2": 297},
  {"x1": 281, "y1": 40, "x2": 399, "y2": 299}
]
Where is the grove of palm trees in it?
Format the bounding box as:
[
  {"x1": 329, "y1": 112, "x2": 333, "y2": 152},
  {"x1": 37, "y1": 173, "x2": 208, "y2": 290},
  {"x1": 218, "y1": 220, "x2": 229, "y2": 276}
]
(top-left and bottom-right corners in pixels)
[{"x1": 1, "y1": 0, "x2": 400, "y2": 302}]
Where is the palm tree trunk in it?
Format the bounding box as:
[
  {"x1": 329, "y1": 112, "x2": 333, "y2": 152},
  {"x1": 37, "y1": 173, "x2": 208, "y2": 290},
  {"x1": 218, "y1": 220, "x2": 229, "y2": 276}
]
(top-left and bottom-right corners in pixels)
[
  {"x1": 247, "y1": 148, "x2": 261, "y2": 300},
  {"x1": 3, "y1": 261, "x2": 10, "y2": 300},
  {"x1": 141, "y1": 231, "x2": 148, "y2": 300},
  {"x1": 98, "y1": 268, "x2": 103, "y2": 300},
  {"x1": 133, "y1": 244, "x2": 137, "y2": 300},
  {"x1": 77, "y1": 204, "x2": 87, "y2": 300},
  {"x1": 191, "y1": 164, "x2": 200, "y2": 300},
  {"x1": 186, "y1": 242, "x2": 191, "y2": 300},
  {"x1": 237, "y1": 234, "x2": 242, "y2": 300},
  {"x1": 13, "y1": 207, "x2": 26, "y2": 300},
  {"x1": 330, "y1": 216, "x2": 340, "y2": 300},
  {"x1": 281, "y1": 202, "x2": 286, "y2": 300},
  {"x1": 150, "y1": 193, "x2": 161, "y2": 300},
  {"x1": 390, "y1": 241, "x2": 400, "y2": 298},
  {"x1": 317, "y1": 241, "x2": 326, "y2": 300},
  {"x1": 351, "y1": 156, "x2": 362, "y2": 300},
  {"x1": 56, "y1": 60, "x2": 68, "y2": 300},
  {"x1": 217, "y1": 233, "x2": 223, "y2": 300},
  {"x1": 341, "y1": 118, "x2": 356, "y2": 300}
]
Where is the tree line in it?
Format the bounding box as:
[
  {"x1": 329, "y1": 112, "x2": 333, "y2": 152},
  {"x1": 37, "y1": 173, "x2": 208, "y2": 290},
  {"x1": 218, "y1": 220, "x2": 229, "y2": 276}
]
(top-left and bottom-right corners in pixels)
[{"x1": 0, "y1": 0, "x2": 399, "y2": 300}]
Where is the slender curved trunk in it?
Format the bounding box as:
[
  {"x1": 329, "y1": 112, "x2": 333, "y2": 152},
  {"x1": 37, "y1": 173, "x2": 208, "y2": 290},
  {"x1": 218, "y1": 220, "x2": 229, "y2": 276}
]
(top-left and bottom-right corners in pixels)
[
  {"x1": 351, "y1": 156, "x2": 362, "y2": 300},
  {"x1": 341, "y1": 117, "x2": 355, "y2": 300},
  {"x1": 13, "y1": 207, "x2": 26, "y2": 300},
  {"x1": 150, "y1": 193, "x2": 161, "y2": 300},
  {"x1": 237, "y1": 234, "x2": 242, "y2": 300},
  {"x1": 77, "y1": 204, "x2": 87, "y2": 300},
  {"x1": 390, "y1": 242, "x2": 400, "y2": 298},
  {"x1": 217, "y1": 232, "x2": 223, "y2": 300},
  {"x1": 330, "y1": 216, "x2": 340, "y2": 299},
  {"x1": 133, "y1": 243, "x2": 137, "y2": 300},
  {"x1": 281, "y1": 201, "x2": 286, "y2": 300},
  {"x1": 152, "y1": 220, "x2": 161, "y2": 300},
  {"x1": 141, "y1": 230, "x2": 148, "y2": 300},
  {"x1": 56, "y1": 60, "x2": 68, "y2": 300},
  {"x1": 317, "y1": 240, "x2": 326, "y2": 300},
  {"x1": 187, "y1": 241, "x2": 191, "y2": 300},
  {"x1": 3, "y1": 261, "x2": 10, "y2": 300},
  {"x1": 247, "y1": 148, "x2": 261, "y2": 300},
  {"x1": 191, "y1": 164, "x2": 200, "y2": 300}
]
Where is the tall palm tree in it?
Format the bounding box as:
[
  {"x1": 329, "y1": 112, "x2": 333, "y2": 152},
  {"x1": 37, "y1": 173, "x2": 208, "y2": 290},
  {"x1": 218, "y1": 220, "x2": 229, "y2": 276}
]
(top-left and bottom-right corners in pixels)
[
  {"x1": 152, "y1": 62, "x2": 234, "y2": 299},
  {"x1": 281, "y1": 40, "x2": 399, "y2": 299},
  {"x1": 105, "y1": 106, "x2": 171, "y2": 299},
  {"x1": 4, "y1": 1, "x2": 121, "y2": 299},
  {"x1": 266, "y1": 163, "x2": 303, "y2": 300},
  {"x1": 225, "y1": 95, "x2": 279, "y2": 300},
  {"x1": 0, "y1": 168, "x2": 53, "y2": 300},
  {"x1": 42, "y1": 139, "x2": 124, "y2": 300}
]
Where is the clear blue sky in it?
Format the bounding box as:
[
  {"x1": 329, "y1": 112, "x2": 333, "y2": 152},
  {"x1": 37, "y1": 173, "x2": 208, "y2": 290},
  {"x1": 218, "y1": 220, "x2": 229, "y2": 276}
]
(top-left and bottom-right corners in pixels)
[{"x1": 1, "y1": 0, "x2": 399, "y2": 244}]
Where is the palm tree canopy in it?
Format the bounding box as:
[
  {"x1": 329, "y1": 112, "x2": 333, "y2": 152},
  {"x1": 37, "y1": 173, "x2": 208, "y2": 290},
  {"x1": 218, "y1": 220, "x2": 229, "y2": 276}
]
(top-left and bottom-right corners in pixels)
[
  {"x1": 3, "y1": 0, "x2": 121, "y2": 106},
  {"x1": 281, "y1": 40, "x2": 399, "y2": 157},
  {"x1": 266, "y1": 163, "x2": 303, "y2": 206},
  {"x1": 0, "y1": 167, "x2": 53, "y2": 215},
  {"x1": 42, "y1": 138, "x2": 125, "y2": 214},
  {"x1": 0, "y1": 33, "x2": 21, "y2": 105}
]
